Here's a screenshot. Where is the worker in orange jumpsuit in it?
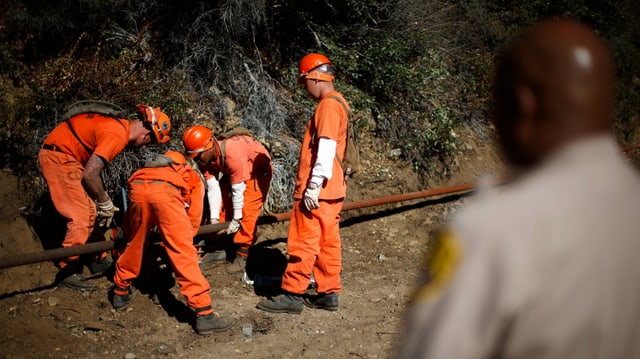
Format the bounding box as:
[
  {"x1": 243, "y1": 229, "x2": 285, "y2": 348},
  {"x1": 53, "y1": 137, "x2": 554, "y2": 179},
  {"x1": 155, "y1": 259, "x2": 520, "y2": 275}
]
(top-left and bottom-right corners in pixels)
[
  {"x1": 111, "y1": 151, "x2": 235, "y2": 335},
  {"x1": 38, "y1": 104, "x2": 171, "y2": 290},
  {"x1": 257, "y1": 53, "x2": 350, "y2": 313},
  {"x1": 183, "y1": 126, "x2": 272, "y2": 278}
]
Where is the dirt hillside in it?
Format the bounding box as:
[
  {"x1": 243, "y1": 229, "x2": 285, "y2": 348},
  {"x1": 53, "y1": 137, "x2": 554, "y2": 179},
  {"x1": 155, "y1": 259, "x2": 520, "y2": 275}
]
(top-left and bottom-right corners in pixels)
[{"x1": 0, "y1": 131, "x2": 504, "y2": 359}]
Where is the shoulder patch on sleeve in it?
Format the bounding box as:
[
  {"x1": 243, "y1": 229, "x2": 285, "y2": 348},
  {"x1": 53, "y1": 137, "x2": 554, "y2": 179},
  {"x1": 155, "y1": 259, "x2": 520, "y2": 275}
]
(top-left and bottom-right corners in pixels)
[{"x1": 412, "y1": 228, "x2": 463, "y2": 303}]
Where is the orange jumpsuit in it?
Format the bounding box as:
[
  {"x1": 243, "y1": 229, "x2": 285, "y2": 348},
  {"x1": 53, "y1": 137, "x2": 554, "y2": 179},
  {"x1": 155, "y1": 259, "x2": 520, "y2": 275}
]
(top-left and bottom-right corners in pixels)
[
  {"x1": 38, "y1": 113, "x2": 130, "y2": 269},
  {"x1": 113, "y1": 161, "x2": 213, "y2": 315},
  {"x1": 281, "y1": 91, "x2": 349, "y2": 295},
  {"x1": 203, "y1": 135, "x2": 272, "y2": 256}
]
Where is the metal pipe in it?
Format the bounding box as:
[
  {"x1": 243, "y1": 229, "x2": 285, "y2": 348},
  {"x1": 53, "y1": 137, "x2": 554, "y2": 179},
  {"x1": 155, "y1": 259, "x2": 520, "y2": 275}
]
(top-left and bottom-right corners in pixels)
[
  {"x1": 0, "y1": 179, "x2": 493, "y2": 270},
  {"x1": 196, "y1": 181, "x2": 487, "y2": 234},
  {"x1": 2, "y1": 142, "x2": 635, "y2": 270},
  {"x1": 0, "y1": 239, "x2": 128, "y2": 270}
]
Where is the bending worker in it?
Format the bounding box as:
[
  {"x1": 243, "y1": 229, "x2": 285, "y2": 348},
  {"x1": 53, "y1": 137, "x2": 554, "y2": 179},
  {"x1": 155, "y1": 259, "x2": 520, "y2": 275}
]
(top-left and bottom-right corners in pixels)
[
  {"x1": 257, "y1": 53, "x2": 350, "y2": 313},
  {"x1": 396, "y1": 19, "x2": 640, "y2": 358},
  {"x1": 38, "y1": 103, "x2": 171, "y2": 290},
  {"x1": 182, "y1": 125, "x2": 272, "y2": 277},
  {"x1": 111, "y1": 151, "x2": 235, "y2": 335}
]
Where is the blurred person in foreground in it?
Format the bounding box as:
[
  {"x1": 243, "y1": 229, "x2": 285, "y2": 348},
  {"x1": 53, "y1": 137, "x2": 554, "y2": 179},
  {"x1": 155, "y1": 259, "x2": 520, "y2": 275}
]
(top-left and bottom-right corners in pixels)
[
  {"x1": 395, "y1": 19, "x2": 640, "y2": 359},
  {"x1": 257, "y1": 53, "x2": 350, "y2": 313},
  {"x1": 110, "y1": 151, "x2": 235, "y2": 335},
  {"x1": 182, "y1": 125, "x2": 272, "y2": 278},
  {"x1": 38, "y1": 104, "x2": 171, "y2": 290}
]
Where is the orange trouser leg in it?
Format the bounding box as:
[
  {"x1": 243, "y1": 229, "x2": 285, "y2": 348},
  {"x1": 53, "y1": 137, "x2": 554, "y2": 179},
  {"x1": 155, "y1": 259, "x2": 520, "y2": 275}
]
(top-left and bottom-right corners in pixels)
[
  {"x1": 116, "y1": 183, "x2": 213, "y2": 314},
  {"x1": 313, "y1": 199, "x2": 343, "y2": 295},
  {"x1": 113, "y1": 186, "x2": 153, "y2": 292},
  {"x1": 38, "y1": 150, "x2": 97, "y2": 267},
  {"x1": 281, "y1": 199, "x2": 343, "y2": 295},
  {"x1": 233, "y1": 175, "x2": 271, "y2": 252},
  {"x1": 159, "y1": 206, "x2": 213, "y2": 315}
]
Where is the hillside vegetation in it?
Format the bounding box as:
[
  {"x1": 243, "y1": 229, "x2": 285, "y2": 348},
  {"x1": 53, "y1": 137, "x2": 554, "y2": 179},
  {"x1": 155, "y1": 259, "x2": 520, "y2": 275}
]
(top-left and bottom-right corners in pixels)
[{"x1": 0, "y1": 0, "x2": 638, "y2": 213}]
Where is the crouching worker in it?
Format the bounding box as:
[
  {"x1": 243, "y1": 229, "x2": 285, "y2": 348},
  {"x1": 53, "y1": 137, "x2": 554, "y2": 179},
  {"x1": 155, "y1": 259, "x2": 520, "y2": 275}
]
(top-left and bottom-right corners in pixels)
[
  {"x1": 183, "y1": 125, "x2": 272, "y2": 278},
  {"x1": 110, "y1": 151, "x2": 235, "y2": 335}
]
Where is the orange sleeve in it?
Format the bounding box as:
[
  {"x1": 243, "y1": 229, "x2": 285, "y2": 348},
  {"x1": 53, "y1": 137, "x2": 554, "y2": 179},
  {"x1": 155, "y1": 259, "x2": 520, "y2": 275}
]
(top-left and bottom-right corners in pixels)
[{"x1": 314, "y1": 99, "x2": 343, "y2": 141}]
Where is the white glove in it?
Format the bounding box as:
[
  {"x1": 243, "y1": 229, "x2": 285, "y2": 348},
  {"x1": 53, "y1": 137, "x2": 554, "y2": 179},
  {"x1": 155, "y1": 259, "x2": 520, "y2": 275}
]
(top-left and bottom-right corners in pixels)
[
  {"x1": 96, "y1": 198, "x2": 119, "y2": 228},
  {"x1": 303, "y1": 182, "x2": 321, "y2": 211},
  {"x1": 210, "y1": 218, "x2": 220, "y2": 224},
  {"x1": 226, "y1": 218, "x2": 241, "y2": 234}
]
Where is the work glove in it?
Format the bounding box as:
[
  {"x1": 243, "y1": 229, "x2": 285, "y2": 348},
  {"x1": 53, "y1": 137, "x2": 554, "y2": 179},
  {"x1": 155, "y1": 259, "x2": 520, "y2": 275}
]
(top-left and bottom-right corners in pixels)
[
  {"x1": 96, "y1": 198, "x2": 119, "y2": 228},
  {"x1": 303, "y1": 182, "x2": 321, "y2": 211},
  {"x1": 226, "y1": 218, "x2": 241, "y2": 234}
]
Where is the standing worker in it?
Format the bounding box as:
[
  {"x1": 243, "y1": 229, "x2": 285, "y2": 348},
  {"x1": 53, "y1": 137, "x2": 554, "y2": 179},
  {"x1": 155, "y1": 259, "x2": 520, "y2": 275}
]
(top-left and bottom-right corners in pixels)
[
  {"x1": 257, "y1": 53, "x2": 350, "y2": 313},
  {"x1": 38, "y1": 103, "x2": 171, "y2": 290},
  {"x1": 110, "y1": 151, "x2": 235, "y2": 335},
  {"x1": 396, "y1": 19, "x2": 640, "y2": 358},
  {"x1": 182, "y1": 125, "x2": 272, "y2": 278}
]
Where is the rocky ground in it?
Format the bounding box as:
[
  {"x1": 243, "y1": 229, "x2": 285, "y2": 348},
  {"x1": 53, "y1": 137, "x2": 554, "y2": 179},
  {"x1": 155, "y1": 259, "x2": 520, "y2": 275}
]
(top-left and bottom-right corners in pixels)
[{"x1": 0, "y1": 132, "x2": 504, "y2": 359}]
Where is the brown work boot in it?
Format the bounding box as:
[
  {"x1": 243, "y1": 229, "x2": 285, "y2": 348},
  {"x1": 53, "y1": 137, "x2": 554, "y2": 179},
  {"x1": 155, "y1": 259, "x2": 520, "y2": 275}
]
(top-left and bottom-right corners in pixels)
[
  {"x1": 256, "y1": 293, "x2": 304, "y2": 314},
  {"x1": 226, "y1": 255, "x2": 247, "y2": 275},
  {"x1": 195, "y1": 312, "x2": 235, "y2": 335}
]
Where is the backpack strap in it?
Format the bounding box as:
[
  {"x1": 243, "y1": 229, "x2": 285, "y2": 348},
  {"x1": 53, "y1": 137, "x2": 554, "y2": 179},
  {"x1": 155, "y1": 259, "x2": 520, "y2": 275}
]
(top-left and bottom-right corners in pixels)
[
  {"x1": 64, "y1": 118, "x2": 95, "y2": 155},
  {"x1": 215, "y1": 137, "x2": 226, "y2": 170},
  {"x1": 326, "y1": 95, "x2": 351, "y2": 167},
  {"x1": 62, "y1": 100, "x2": 127, "y2": 120},
  {"x1": 327, "y1": 95, "x2": 351, "y2": 115}
]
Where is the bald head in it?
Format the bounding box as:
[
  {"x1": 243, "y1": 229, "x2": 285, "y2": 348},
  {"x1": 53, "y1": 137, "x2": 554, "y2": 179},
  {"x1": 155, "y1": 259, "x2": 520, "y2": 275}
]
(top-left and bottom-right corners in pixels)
[{"x1": 493, "y1": 19, "x2": 614, "y2": 167}]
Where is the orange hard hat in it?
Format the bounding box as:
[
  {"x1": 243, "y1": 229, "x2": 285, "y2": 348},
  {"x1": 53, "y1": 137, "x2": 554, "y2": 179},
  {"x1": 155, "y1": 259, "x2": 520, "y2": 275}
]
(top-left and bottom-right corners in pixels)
[
  {"x1": 164, "y1": 150, "x2": 187, "y2": 165},
  {"x1": 138, "y1": 105, "x2": 171, "y2": 145},
  {"x1": 183, "y1": 125, "x2": 214, "y2": 158},
  {"x1": 298, "y1": 53, "x2": 335, "y2": 84}
]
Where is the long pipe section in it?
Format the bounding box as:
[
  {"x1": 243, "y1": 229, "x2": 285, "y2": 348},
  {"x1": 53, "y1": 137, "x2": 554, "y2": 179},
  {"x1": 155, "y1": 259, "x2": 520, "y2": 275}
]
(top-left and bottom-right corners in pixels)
[
  {"x1": 1, "y1": 142, "x2": 636, "y2": 270},
  {"x1": 0, "y1": 181, "x2": 484, "y2": 270}
]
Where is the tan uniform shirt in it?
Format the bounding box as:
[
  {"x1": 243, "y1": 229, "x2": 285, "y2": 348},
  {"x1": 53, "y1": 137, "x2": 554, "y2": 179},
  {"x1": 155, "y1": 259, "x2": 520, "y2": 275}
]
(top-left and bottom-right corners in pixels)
[{"x1": 398, "y1": 135, "x2": 640, "y2": 359}]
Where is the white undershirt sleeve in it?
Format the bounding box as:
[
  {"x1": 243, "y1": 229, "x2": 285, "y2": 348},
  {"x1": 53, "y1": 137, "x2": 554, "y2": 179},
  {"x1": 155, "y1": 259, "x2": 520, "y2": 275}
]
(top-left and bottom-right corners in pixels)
[
  {"x1": 231, "y1": 181, "x2": 246, "y2": 220},
  {"x1": 206, "y1": 176, "x2": 222, "y2": 221},
  {"x1": 311, "y1": 137, "x2": 337, "y2": 186}
]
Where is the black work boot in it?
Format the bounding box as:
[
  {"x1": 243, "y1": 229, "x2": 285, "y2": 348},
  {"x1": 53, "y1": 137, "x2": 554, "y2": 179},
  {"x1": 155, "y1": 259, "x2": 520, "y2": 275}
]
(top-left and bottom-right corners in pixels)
[
  {"x1": 111, "y1": 288, "x2": 135, "y2": 311},
  {"x1": 195, "y1": 313, "x2": 235, "y2": 335},
  {"x1": 304, "y1": 292, "x2": 339, "y2": 311},
  {"x1": 56, "y1": 267, "x2": 96, "y2": 291},
  {"x1": 256, "y1": 293, "x2": 304, "y2": 314}
]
